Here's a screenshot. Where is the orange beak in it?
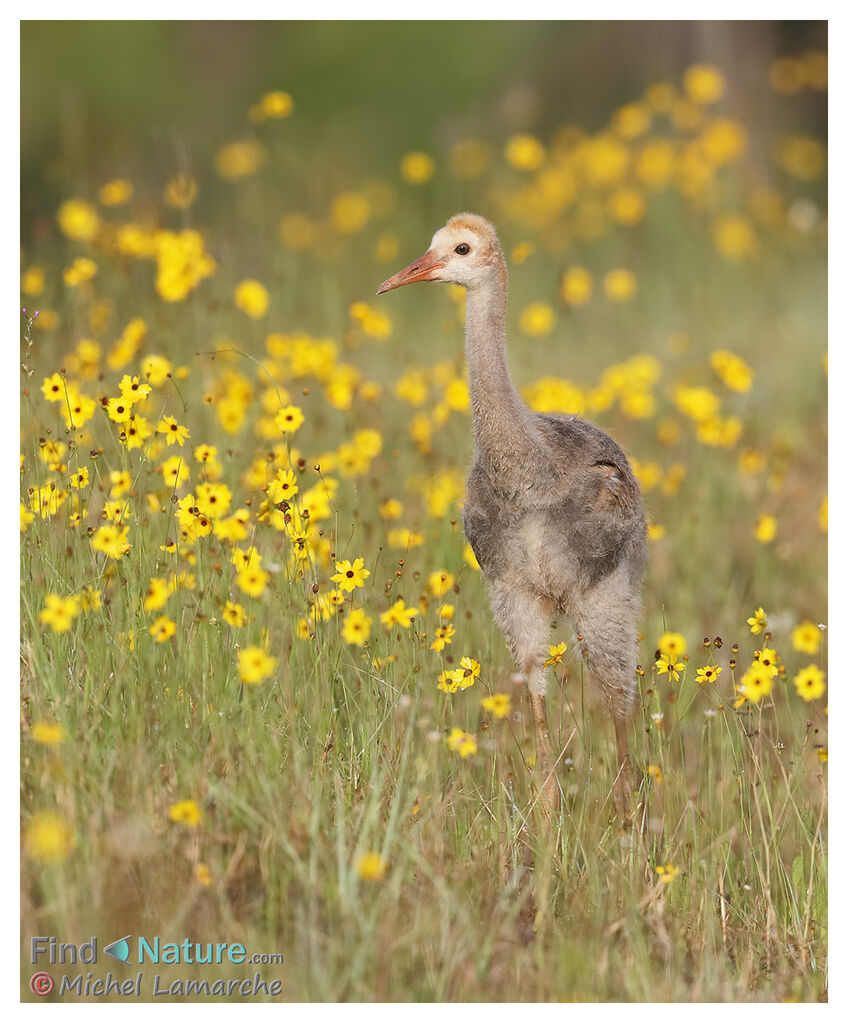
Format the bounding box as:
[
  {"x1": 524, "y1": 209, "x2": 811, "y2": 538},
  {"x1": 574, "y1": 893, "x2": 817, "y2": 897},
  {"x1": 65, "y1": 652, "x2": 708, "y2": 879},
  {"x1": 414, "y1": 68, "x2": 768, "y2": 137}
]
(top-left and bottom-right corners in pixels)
[{"x1": 376, "y1": 249, "x2": 446, "y2": 295}]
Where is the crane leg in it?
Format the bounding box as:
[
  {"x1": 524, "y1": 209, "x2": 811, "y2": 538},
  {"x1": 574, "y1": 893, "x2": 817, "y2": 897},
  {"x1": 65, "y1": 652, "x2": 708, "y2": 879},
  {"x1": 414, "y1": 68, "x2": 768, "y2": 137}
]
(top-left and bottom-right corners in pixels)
[
  {"x1": 530, "y1": 690, "x2": 559, "y2": 810},
  {"x1": 612, "y1": 713, "x2": 635, "y2": 827}
]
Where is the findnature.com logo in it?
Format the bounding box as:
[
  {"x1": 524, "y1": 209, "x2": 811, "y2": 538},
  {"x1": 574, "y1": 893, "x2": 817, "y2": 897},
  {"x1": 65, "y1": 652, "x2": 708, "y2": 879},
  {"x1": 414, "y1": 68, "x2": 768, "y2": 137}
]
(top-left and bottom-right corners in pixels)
[{"x1": 28, "y1": 935, "x2": 284, "y2": 998}]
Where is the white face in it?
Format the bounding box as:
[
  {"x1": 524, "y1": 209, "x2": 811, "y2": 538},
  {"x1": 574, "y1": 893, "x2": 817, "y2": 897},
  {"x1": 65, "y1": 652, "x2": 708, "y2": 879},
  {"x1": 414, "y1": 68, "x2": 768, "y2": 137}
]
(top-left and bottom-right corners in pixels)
[
  {"x1": 427, "y1": 226, "x2": 493, "y2": 289},
  {"x1": 376, "y1": 218, "x2": 500, "y2": 296}
]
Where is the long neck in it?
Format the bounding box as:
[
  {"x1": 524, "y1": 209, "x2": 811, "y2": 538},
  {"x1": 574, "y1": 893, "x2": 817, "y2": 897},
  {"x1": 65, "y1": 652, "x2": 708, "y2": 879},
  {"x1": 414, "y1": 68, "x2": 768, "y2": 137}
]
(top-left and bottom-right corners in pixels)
[{"x1": 464, "y1": 263, "x2": 543, "y2": 487}]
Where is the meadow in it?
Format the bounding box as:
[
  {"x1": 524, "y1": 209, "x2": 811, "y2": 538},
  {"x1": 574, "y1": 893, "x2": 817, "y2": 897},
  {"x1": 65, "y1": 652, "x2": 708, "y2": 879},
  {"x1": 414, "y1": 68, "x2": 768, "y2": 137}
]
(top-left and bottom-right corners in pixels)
[{"x1": 20, "y1": 47, "x2": 827, "y2": 1002}]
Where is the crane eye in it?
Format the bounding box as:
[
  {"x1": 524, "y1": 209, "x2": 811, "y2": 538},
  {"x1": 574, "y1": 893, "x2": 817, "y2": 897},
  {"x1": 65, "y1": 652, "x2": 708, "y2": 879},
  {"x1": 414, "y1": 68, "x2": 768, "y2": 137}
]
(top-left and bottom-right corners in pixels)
[{"x1": 454, "y1": 243, "x2": 470, "y2": 255}]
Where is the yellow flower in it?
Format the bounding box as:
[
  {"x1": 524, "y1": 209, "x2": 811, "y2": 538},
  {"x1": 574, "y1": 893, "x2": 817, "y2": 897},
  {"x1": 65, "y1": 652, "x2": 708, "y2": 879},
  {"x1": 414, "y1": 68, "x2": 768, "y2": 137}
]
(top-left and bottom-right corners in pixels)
[
  {"x1": 700, "y1": 119, "x2": 747, "y2": 167},
  {"x1": 793, "y1": 665, "x2": 826, "y2": 703},
  {"x1": 119, "y1": 374, "x2": 152, "y2": 405},
  {"x1": 658, "y1": 632, "x2": 687, "y2": 659},
  {"x1": 754, "y1": 514, "x2": 777, "y2": 544},
  {"x1": 636, "y1": 139, "x2": 677, "y2": 188},
  {"x1": 149, "y1": 616, "x2": 176, "y2": 643},
  {"x1": 398, "y1": 371, "x2": 430, "y2": 411},
  {"x1": 195, "y1": 482, "x2": 231, "y2": 520},
  {"x1": 647, "y1": 764, "x2": 663, "y2": 783},
  {"x1": 63, "y1": 256, "x2": 98, "y2": 287},
  {"x1": 99, "y1": 179, "x2": 133, "y2": 206},
  {"x1": 428, "y1": 570, "x2": 455, "y2": 598},
  {"x1": 161, "y1": 455, "x2": 190, "y2": 489},
  {"x1": 157, "y1": 415, "x2": 191, "y2": 447},
  {"x1": 234, "y1": 279, "x2": 270, "y2": 319},
  {"x1": 331, "y1": 191, "x2": 370, "y2": 234},
  {"x1": 400, "y1": 151, "x2": 435, "y2": 184},
  {"x1": 20, "y1": 503, "x2": 35, "y2": 533},
  {"x1": 711, "y1": 350, "x2": 753, "y2": 393},
  {"x1": 21, "y1": 265, "x2": 45, "y2": 296},
  {"x1": 375, "y1": 234, "x2": 399, "y2": 262},
  {"x1": 275, "y1": 405, "x2": 304, "y2": 434},
  {"x1": 388, "y1": 528, "x2": 424, "y2": 550},
  {"x1": 777, "y1": 136, "x2": 826, "y2": 181},
  {"x1": 603, "y1": 268, "x2": 637, "y2": 302},
  {"x1": 380, "y1": 599, "x2": 418, "y2": 630},
  {"x1": 169, "y1": 799, "x2": 203, "y2": 828},
  {"x1": 430, "y1": 624, "x2": 456, "y2": 652},
  {"x1": 143, "y1": 578, "x2": 170, "y2": 613},
  {"x1": 446, "y1": 727, "x2": 477, "y2": 758},
  {"x1": 612, "y1": 102, "x2": 651, "y2": 139},
  {"x1": 754, "y1": 647, "x2": 780, "y2": 677},
  {"x1": 342, "y1": 608, "x2": 372, "y2": 647},
  {"x1": 543, "y1": 642, "x2": 567, "y2": 669},
  {"x1": 713, "y1": 214, "x2": 756, "y2": 260},
  {"x1": 696, "y1": 664, "x2": 722, "y2": 685},
  {"x1": 153, "y1": 230, "x2": 216, "y2": 302},
  {"x1": 222, "y1": 601, "x2": 247, "y2": 627},
  {"x1": 332, "y1": 558, "x2": 370, "y2": 593},
  {"x1": 25, "y1": 812, "x2": 76, "y2": 863},
  {"x1": 454, "y1": 656, "x2": 480, "y2": 690},
  {"x1": 238, "y1": 646, "x2": 277, "y2": 684},
  {"x1": 108, "y1": 317, "x2": 147, "y2": 370},
  {"x1": 792, "y1": 621, "x2": 822, "y2": 656},
  {"x1": 608, "y1": 187, "x2": 646, "y2": 225},
  {"x1": 481, "y1": 693, "x2": 511, "y2": 719},
  {"x1": 195, "y1": 863, "x2": 212, "y2": 886},
  {"x1": 350, "y1": 300, "x2": 392, "y2": 339},
  {"x1": 356, "y1": 852, "x2": 387, "y2": 881},
  {"x1": 237, "y1": 565, "x2": 269, "y2": 598},
  {"x1": 683, "y1": 64, "x2": 725, "y2": 104},
  {"x1": 519, "y1": 302, "x2": 556, "y2": 337},
  {"x1": 106, "y1": 396, "x2": 133, "y2": 423},
  {"x1": 255, "y1": 90, "x2": 294, "y2": 119},
  {"x1": 41, "y1": 373, "x2": 67, "y2": 403},
  {"x1": 655, "y1": 862, "x2": 679, "y2": 884},
  {"x1": 267, "y1": 468, "x2": 299, "y2": 504},
  {"x1": 69, "y1": 467, "x2": 89, "y2": 489},
  {"x1": 449, "y1": 138, "x2": 491, "y2": 179},
  {"x1": 38, "y1": 594, "x2": 81, "y2": 634},
  {"x1": 505, "y1": 134, "x2": 545, "y2": 171},
  {"x1": 801, "y1": 51, "x2": 828, "y2": 89},
  {"x1": 437, "y1": 669, "x2": 464, "y2": 694},
  {"x1": 215, "y1": 139, "x2": 265, "y2": 180},
  {"x1": 463, "y1": 543, "x2": 480, "y2": 571},
  {"x1": 656, "y1": 653, "x2": 684, "y2": 682},
  {"x1": 747, "y1": 607, "x2": 768, "y2": 635},
  {"x1": 32, "y1": 722, "x2": 65, "y2": 746},
  {"x1": 580, "y1": 134, "x2": 628, "y2": 186},
  {"x1": 735, "y1": 661, "x2": 773, "y2": 705},
  {"x1": 770, "y1": 56, "x2": 805, "y2": 94},
  {"x1": 57, "y1": 198, "x2": 100, "y2": 241}
]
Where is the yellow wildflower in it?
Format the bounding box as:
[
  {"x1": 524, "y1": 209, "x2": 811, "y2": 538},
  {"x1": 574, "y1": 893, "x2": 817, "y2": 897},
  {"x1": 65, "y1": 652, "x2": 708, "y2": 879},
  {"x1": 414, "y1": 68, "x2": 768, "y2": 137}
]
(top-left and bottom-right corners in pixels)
[{"x1": 169, "y1": 799, "x2": 202, "y2": 828}]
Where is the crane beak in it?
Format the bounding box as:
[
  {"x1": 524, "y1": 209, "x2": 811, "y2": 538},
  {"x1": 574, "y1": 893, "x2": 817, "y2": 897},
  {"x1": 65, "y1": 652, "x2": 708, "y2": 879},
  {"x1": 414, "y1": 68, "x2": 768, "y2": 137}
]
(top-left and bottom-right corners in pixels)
[{"x1": 376, "y1": 250, "x2": 446, "y2": 294}]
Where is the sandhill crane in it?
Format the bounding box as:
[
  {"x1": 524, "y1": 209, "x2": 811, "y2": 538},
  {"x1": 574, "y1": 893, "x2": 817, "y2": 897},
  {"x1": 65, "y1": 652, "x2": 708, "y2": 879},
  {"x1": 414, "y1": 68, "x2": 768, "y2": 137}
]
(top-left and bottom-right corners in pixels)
[{"x1": 377, "y1": 213, "x2": 647, "y2": 822}]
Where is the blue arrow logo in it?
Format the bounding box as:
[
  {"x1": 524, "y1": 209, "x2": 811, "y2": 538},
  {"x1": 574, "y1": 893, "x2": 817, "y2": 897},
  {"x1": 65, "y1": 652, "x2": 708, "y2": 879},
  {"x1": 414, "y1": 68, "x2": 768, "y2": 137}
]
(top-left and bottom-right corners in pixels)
[{"x1": 103, "y1": 936, "x2": 132, "y2": 963}]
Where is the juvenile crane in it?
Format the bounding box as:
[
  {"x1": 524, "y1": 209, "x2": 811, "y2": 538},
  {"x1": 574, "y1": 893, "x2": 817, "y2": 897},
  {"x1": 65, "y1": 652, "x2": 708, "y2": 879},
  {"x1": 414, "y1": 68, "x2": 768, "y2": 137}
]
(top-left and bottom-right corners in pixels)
[{"x1": 377, "y1": 214, "x2": 647, "y2": 819}]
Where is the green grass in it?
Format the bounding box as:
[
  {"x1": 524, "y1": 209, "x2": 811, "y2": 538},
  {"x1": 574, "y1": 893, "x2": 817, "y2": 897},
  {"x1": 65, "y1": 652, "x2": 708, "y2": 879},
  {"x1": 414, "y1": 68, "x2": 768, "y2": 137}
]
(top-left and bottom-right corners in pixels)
[{"x1": 20, "y1": 65, "x2": 827, "y2": 1002}]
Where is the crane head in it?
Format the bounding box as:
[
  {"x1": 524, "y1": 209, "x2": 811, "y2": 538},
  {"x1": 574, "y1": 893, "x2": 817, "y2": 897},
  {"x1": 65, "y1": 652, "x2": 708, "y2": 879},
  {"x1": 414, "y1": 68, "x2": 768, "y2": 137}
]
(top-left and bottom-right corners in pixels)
[{"x1": 377, "y1": 212, "x2": 503, "y2": 295}]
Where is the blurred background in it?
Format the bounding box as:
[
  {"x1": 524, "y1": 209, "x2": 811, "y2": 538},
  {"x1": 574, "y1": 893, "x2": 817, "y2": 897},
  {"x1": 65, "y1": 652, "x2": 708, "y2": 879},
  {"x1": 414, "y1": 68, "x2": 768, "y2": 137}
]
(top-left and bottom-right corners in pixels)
[
  {"x1": 21, "y1": 21, "x2": 827, "y2": 222},
  {"x1": 20, "y1": 19, "x2": 829, "y2": 627}
]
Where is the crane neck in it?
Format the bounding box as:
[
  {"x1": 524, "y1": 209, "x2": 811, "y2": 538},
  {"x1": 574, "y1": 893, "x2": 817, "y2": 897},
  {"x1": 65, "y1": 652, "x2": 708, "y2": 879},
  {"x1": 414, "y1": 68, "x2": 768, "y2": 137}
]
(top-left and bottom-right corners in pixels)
[{"x1": 464, "y1": 264, "x2": 543, "y2": 488}]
